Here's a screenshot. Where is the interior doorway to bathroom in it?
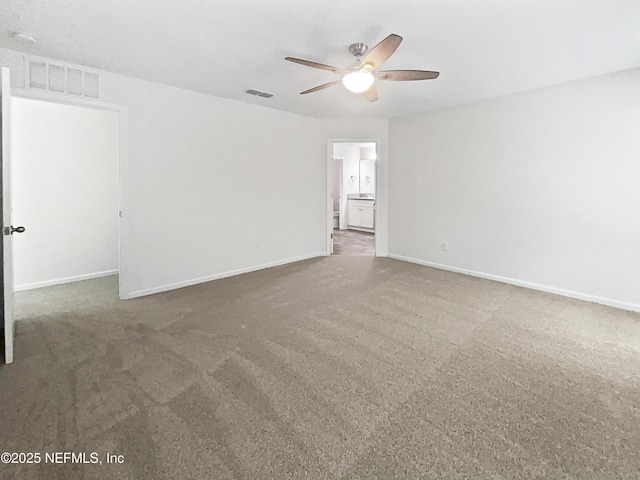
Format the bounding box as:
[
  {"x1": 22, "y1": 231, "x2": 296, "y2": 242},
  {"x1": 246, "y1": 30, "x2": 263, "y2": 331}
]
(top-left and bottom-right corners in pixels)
[{"x1": 328, "y1": 140, "x2": 377, "y2": 256}]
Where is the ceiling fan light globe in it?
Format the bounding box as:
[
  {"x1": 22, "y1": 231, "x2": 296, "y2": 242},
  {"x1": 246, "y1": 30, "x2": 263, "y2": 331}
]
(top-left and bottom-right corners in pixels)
[{"x1": 342, "y1": 71, "x2": 374, "y2": 93}]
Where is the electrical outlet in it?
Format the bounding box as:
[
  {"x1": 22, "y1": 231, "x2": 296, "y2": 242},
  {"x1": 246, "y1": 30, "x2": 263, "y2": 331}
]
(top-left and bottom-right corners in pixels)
[{"x1": 441, "y1": 242, "x2": 448, "y2": 251}]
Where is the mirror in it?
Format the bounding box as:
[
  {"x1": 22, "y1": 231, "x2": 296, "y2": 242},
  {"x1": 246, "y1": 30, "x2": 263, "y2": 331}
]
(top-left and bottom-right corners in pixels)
[
  {"x1": 358, "y1": 144, "x2": 376, "y2": 195},
  {"x1": 359, "y1": 159, "x2": 376, "y2": 195}
]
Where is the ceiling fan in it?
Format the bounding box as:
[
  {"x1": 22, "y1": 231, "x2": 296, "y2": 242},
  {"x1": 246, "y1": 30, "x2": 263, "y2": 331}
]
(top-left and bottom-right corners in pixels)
[{"x1": 285, "y1": 34, "x2": 439, "y2": 102}]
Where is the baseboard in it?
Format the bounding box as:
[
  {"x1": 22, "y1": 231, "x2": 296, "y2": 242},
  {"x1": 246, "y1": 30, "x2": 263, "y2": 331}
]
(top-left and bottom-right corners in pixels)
[
  {"x1": 387, "y1": 254, "x2": 640, "y2": 313},
  {"x1": 14, "y1": 269, "x2": 119, "y2": 292},
  {"x1": 348, "y1": 226, "x2": 375, "y2": 233},
  {"x1": 122, "y1": 252, "x2": 326, "y2": 300}
]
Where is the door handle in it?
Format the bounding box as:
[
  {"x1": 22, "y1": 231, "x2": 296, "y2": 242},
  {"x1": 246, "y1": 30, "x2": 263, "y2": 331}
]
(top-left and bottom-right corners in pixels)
[{"x1": 3, "y1": 226, "x2": 25, "y2": 235}]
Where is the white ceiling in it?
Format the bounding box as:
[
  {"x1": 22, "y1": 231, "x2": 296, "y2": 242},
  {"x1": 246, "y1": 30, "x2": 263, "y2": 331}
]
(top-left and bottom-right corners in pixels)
[{"x1": 1, "y1": 0, "x2": 639, "y2": 119}]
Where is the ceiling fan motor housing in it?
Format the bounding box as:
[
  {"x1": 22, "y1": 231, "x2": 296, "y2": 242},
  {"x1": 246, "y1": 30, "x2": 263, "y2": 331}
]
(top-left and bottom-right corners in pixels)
[{"x1": 348, "y1": 43, "x2": 369, "y2": 58}]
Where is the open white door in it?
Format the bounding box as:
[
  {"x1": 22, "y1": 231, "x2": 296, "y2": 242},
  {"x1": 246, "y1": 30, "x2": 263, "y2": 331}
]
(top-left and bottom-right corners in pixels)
[
  {"x1": 330, "y1": 158, "x2": 343, "y2": 255},
  {"x1": 1, "y1": 67, "x2": 16, "y2": 364}
]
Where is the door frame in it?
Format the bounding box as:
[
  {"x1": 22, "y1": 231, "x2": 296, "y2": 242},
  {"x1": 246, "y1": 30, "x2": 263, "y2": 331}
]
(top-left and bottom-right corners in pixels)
[
  {"x1": 329, "y1": 156, "x2": 344, "y2": 255},
  {"x1": 332, "y1": 157, "x2": 345, "y2": 230},
  {"x1": 2, "y1": 66, "x2": 14, "y2": 363},
  {"x1": 326, "y1": 138, "x2": 381, "y2": 256},
  {"x1": 10, "y1": 88, "x2": 130, "y2": 300}
]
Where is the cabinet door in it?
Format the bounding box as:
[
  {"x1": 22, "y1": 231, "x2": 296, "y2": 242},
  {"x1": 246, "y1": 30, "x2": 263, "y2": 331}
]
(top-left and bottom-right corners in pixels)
[
  {"x1": 360, "y1": 207, "x2": 374, "y2": 228},
  {"x1": 348, "y1": 206, "x2": 360, "y2": 226}
]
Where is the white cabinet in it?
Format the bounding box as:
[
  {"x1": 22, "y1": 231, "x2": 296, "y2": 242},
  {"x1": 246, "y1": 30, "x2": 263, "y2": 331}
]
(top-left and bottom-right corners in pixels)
[{"x1": 347, "y1": 199, "x2": 375, "y2": 230}]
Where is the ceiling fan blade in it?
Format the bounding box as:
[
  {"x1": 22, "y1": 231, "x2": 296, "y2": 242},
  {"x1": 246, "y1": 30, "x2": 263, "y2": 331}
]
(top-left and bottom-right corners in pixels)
[
  {"x1": 285, "y1": 57, "x2": 346, "y2": 75},
  {"x1": 360, "y1": 34, "x2": 403, "y2": 71},
  {"x1": 361, "y1": 84, "x2": 379, "y2": 102},
  {"x1": 379, "y1": 70, "x2": 440, "y2": 81},
  {"x1": 300, "y1": 80, "x2": 340, "y2": 95}
]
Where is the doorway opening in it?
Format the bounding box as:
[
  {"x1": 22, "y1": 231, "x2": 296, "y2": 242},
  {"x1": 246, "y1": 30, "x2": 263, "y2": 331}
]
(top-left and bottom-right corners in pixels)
[
  {"x1": 327, "y1": 140, "x2": 377, "y2": 256},
  {"x1": 11, "y1": 95, "x2": 122, "y2": 320}
]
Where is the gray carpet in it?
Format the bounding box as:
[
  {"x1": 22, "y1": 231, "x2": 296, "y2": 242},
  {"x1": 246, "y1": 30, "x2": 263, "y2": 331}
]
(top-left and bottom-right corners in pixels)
[
  {"x1": 1, "y1": 256, "x2": 640, "y2": 479},
  {"x1": 333, "y1": 230, "x2": 375, "y2": 256}
]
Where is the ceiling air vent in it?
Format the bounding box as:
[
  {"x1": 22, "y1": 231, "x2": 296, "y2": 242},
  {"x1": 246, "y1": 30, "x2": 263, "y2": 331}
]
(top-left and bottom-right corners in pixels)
[
  {"x1": 26, "y1": 56, "x2": 100, "y2": 99},
  {"x1": 245, "y1": 89, "x2": 273, "y2": 98}
]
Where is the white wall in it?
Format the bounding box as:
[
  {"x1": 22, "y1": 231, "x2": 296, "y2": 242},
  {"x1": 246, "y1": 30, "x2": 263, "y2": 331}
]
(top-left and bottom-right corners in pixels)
[
  {"x1": 113, "y1": 80, "x2": 329, "y2": 297},
  {"x1": 12, "y1": 98, "x2": 119, "y2": 289},
  {"x1": 1, "y1": 48, "x2": 331, "y2": 298},
  {"x1": 389, "y1": 68, "x2": 640, "y2": 311}
]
